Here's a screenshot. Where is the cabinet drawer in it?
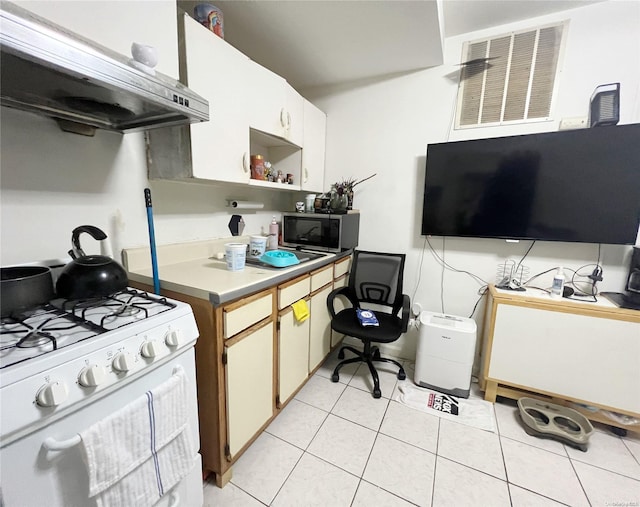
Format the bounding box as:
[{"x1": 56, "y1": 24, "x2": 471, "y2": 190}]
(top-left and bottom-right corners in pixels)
[
  {"x1": 278, "y1": 275, "x2": 311, "y2": 310},
  {"x1": 334, "y1": 256, "x2": 351, "y2": 279},
  {"x1": 224, "y1": 292, "x2": 272, "y2": 338},
  {"x1": 311, "y1": 265, "x2": 333, "y2": 293}
]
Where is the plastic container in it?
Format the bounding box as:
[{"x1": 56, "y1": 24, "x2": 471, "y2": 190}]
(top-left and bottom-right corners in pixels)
[
  {"x1": 551, "y1": 267, "x2": 565, "y2": 298},
  {"x1": 267, "y1": 217, "x2": 278, "y2": 251},
  {"x1": 305, "y1": 194, "x2": 316, "y2": 212},
  {"x1": 224, "y1": 243, "x2": 246, "y2": 271},
  {"x1": 260, "y1": 250, "x2": 300, "y2": 268},
  {"x1": 249, "y1": 235, "x2": 267, "y2": 257}
]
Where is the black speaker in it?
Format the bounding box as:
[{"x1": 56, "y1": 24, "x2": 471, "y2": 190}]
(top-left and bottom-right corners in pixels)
[{"x1": 625, "y1": 246, "x2": 640, "y2": 302}]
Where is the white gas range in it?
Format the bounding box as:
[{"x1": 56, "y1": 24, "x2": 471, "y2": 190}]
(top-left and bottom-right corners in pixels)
[{"x1": 0, "y1": 287, "x2": 203, "y2": 506}]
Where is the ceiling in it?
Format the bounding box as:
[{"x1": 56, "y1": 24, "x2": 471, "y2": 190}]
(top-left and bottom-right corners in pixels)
[{"x1": 179, "y1": 1, "x2": 604, "y2": 91}]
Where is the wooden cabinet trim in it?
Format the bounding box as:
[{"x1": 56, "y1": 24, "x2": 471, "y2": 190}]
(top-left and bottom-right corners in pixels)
[
  {"x1": 489, "y1": 285, "x2": 640, "y2": 322},
  {"x1": 224, "y1": 317, "x2": 273, "y2": 347},
  {"x1": 278, "y1": 273, "x2": 310, "y2": 290},
  {"x1": 310, "y1": 281, "x2": 332, "y2": 298},
  {"x1": 224, "y1": 288, "x2": 273, "y2": 312}
]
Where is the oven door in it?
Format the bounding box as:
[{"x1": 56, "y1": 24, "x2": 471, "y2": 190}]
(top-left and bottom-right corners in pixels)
[
  {"x1": 281, "y1": 214, "x2": 341, "y2": 252},
  {"x1": 0, "y1": 348, "x2": 202, "y2": 507}
]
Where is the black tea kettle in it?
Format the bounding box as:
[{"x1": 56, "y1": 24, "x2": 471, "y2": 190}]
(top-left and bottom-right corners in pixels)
[{"x1": 56, "y1": 225, "x2": 128, "y2": 300}]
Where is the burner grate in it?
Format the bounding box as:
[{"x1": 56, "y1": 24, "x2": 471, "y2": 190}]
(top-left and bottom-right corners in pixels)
[{"x1": 0, "y1": 288, "x2": 178, "y2": 369}]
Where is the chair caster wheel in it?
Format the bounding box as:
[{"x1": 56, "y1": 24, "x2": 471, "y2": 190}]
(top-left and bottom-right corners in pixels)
[
  {"x1": 338, "y1": 350, "x2": 345, "y2": 359},
  {"x1": 398, "y1": 371, "x2": 406, "y2": 380},
  {"x1": 331, "y1": 374, "x2": 340, "y2": 383},
  {"x1": 373, "y1": 389, "x2": 382, "y2": 399}
]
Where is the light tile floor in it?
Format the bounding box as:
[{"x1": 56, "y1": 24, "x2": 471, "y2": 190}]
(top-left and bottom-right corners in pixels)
[{"x1": 203, "y1": 349, "x2": 640, "y2": 506}]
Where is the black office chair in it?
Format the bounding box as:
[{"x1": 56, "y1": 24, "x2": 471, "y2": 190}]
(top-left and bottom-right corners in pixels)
[{"x1": 326, "y1": 250, "x2": 410, "y2": 398}]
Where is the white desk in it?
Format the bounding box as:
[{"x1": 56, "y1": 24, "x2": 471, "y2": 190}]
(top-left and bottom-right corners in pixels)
[{"x1": 481, "y1": 285, "x2": 640, "y2": 433}]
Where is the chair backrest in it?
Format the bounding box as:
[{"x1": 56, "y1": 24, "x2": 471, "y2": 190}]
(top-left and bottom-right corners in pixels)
[{"x1": 348, "y1": 250, "x2": 406, "y2": 313}]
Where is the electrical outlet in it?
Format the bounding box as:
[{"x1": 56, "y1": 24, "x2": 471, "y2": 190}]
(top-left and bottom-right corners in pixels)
[{"x1": 559, "y1": 117, "x2": 589, "y2": 130}]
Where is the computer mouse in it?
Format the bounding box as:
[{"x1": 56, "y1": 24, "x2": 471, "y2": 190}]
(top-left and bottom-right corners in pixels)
[{"x1": 563, "y1": 286, "x2": 574, "y2": 298}]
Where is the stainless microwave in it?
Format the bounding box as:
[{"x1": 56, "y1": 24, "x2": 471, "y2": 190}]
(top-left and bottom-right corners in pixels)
[{"x1": 281, "y1": 212, "x2": 360, "y2": 252}]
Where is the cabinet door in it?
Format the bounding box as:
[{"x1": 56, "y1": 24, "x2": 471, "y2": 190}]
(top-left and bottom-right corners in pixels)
[
  {"x1": 247, "y1": 60, "x2": 287, "y2": 139},
  {"x1": 284, "y1": 83, "x2": 304, "y2": 147},
  {"x1": 278, "y1": 308, "x2": 310, "y2": 404},
  {"x1": 301, "y1": 100, "x2": 327, "y2": 192},
  {"x1": 226, "y1": 322, "x2": 274, "y2": 457},
  {"x1": 331, "y1": 274, "x2": 350, "y2": 348},
  {"x1": 489, "y1": 303, "x2": 640, "y2": 413},
  {"x1": 309, "y1": 285, "x2": 333, "y2": 372},
  {"x1": 182, "y1": 14, "x2": 251, "y2": 183}
]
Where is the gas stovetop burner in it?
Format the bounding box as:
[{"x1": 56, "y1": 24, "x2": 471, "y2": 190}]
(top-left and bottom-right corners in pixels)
[
  {"x1": 0, "y1": 288, "x2": 177, "y2": 369},
  {"x1": 16, "y1": 331, "x2": 57, "y2": 350}
]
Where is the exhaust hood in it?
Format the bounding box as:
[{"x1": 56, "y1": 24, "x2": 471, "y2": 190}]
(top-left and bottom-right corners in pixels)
[{"x1": 0, "y1": 1, "x2": 209, "y2": 136}]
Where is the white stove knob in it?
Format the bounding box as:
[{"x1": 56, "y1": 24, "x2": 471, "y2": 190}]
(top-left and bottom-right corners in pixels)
[
  {"x1": 78, "y1": 364, "x2": 107, "y2": 387},
  {"x1": 141, "y1": 340, "x2": 162, "y2": 358},
  {"x1": 165, "y1": 329, "x2": 183, "y2": 347},
  {"x1": 112, "y1": 352, "x2": 134, "y2": 372},
  {"x1": 36, "y1": 381, "x2": 69, "y2": 407}
]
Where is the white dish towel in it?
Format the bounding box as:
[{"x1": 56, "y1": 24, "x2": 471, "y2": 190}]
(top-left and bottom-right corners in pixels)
[{"x1": 80, "y1": 368, "x2": 197, "y2": 507}]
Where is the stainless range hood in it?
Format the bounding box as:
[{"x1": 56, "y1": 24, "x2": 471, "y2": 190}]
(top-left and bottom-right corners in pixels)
[{"x1": 0, "y1": 1, "x2": 209, "y2": 136}]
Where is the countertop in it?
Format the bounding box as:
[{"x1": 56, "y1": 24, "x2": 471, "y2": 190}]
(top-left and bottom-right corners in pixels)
[{"x1": 122, "y1": 236, "x2": 348, "y2": 306}]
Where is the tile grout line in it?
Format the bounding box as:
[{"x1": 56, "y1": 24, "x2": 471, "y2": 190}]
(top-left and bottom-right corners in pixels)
[{"x1": 429, "y1": 416, "x2": 441, "y2": 507}]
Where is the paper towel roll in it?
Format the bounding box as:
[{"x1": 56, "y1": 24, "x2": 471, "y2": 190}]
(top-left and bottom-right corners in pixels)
[{"x1": 228, "y1": 201, "x2": 264, "y2": 209}]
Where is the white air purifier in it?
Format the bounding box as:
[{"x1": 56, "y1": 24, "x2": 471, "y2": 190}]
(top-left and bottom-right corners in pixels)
[{"x1": 414, "y1": 311, "x2": 477, "y2": 398}]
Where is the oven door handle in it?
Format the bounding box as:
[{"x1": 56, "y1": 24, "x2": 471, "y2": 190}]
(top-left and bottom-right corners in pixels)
[
  {"x1": 43, "y1": 434, "x2": 81, "y2": 451},
  {"x1": 42, "y1": 365, "x2": 186, "y2": 452}
]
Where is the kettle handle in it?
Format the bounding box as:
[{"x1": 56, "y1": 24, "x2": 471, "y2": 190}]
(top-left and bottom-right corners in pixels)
[{"x1": 71, "y1": 225, "x2": 108, "y2": 258}]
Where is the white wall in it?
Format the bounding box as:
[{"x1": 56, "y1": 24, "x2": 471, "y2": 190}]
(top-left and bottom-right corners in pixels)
[
  {"x1": 0, "y1": 1, "x2": 295, "y2": 266},
  {"x1": 1, "y1": 1, "x2": 638, "y2": 363},
  {"x1": 308, "y1": 1, "x2": 640, "y2": 360}
]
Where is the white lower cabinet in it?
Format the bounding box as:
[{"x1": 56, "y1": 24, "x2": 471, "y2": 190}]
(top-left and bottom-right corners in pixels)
[
  {"x1": 139, "y1": 259, "x2": 347, "y2": 486},
  {"x1": 309, "y1": 284, "x2": 333, "y2": 372},
  {"x1": 331, "y1": 274, "x2": 350, "y2": 347},
  {"x1": 278, "y1": 306, "x2": 311, "y2": 404},
  {"x1": 225, "y1": 321, "x2": 274, "y2": 457}
]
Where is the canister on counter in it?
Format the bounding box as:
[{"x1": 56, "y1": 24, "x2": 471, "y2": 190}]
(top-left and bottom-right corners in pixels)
[
  {"x1": 193, "y1": 4, "x2": 224, "y2": 39},
  {"x1": 305, "y1": 194, "x2": 316, "y2": 212},
  {"x1": 250, "y1": 155, "x2": 265, "y2": 180}
]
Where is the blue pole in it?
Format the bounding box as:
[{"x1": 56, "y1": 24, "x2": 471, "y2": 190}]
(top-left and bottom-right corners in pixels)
[{"x1": 144, "y1": 188, "x2": 160, "y2": 295}]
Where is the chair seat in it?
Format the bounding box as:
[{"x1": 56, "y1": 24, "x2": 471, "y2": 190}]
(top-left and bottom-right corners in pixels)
[{"x1": 331, "y1": 308, "x2": 403, "y2": 344}]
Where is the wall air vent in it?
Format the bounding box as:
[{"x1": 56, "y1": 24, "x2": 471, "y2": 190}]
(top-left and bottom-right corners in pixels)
[{"x1": 455, "y1": 22, "x2": 566, "y2": 129}]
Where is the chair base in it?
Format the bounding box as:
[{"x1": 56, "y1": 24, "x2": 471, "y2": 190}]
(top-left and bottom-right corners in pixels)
[{"x1": 331, "y1": 342, "x2": 406, "y2": 398}]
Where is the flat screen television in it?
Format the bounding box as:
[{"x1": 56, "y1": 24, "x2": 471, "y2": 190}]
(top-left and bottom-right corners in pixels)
[{"x1": 421, "y1": 123, "x2": 640, "y2": 245}]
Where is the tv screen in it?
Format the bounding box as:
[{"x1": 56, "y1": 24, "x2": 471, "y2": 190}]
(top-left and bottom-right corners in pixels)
[{"x1": 421, "y1": 124, "x2": 640, "y2": 245}]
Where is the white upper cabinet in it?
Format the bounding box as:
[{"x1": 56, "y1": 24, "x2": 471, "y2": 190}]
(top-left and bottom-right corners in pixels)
[
  {"x1": 284, "y1": 83, "x2": 304, "y2": 148},
  {"x1": 301, "y1": 100, "x2": 327, "y2": 192},
  {"x1": 182, "y1": 13, "x2": 251, "y2": 183},
  {"x1": 147, "y1": 11, "x2": 325, "y2": 190},
  {"x1": 247, "y1": 61, "x2": 304, "y2": 148}
]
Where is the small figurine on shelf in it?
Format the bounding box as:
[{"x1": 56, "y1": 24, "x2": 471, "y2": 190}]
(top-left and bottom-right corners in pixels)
[
  {"x1": 276, "y1": 170, "x2": 284, "y2": 183},
  {"x1": 264, "y1": 161, "x2": 273, "y2": 182}
]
